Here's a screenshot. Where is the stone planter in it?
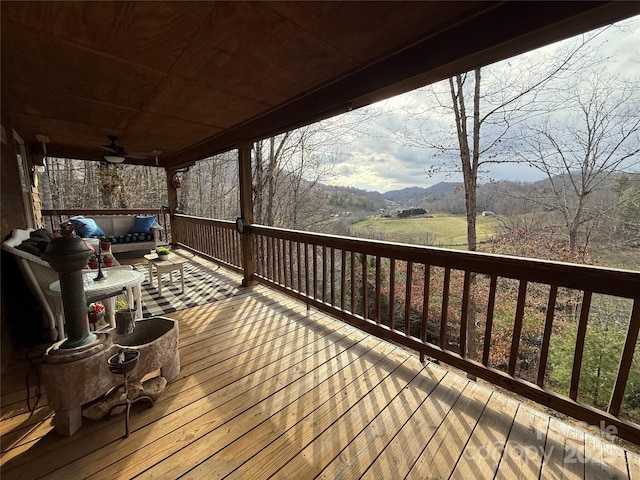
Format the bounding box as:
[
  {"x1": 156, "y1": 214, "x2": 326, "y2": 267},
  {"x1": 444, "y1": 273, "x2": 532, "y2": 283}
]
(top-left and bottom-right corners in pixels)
[{"x1": 158, "y1": 254, "x2": 169, "y2": 261}]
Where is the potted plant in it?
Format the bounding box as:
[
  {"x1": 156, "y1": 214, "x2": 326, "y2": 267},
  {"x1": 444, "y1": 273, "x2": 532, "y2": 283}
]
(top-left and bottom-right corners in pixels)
[
  {"x1": 88, "y1": 255, "x2": 99, "y2": 269},
  {"x1": 102, "y1": 252, "x2": 114, "y2": 267},
  {"x1": 115, "y1": 299, "x2": 134, "y2": 335},
  {"x1": 99, "y1": 236, "x2": 112, "y2": 253},
  {"x1": 156, "y1": 246, "x2": 170, "y2": 261},
  {"x1": 87, "y1": 302, "x2": 105, "y2": 326}
]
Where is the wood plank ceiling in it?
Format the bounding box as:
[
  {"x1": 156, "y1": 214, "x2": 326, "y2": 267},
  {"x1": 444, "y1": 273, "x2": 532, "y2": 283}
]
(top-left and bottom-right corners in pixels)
[{"x1": 2, "y1": 1, "x2": 639, "y2": 169}]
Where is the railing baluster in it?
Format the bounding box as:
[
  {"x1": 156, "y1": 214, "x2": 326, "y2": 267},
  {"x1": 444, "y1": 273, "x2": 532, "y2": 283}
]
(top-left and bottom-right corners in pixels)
[
  {"x1": 440, "y1": 267, "x2": 450, "y2": 349},
  {"x1": 482, "y1": 275, "x2": 498, "y2": 366},
  {"x1": 508, "y1": 280, "x2": 528, "y2": 377},
  {"x1": 405, "y1": 261, "x2": 413, "y2": 336},
  {"x1": 537, "y1": 284, "x2": 558, "y2": 387},
  {"x1": 420, "y1": 264, "x2": 431, "y2": 363},
  {"x1": 330, "y1": 247, "x2": 336, "y2": 306},
  {"x1": 285, "y1": 239, "x2": 290, "y2": 287},
  {"x1": 350, "y1": 251, "x2": 356, "y2": 313},
  {"x1": 264, "y1": 235, "x2": 269, "y2": 278},
  {"x1": 223, "y1": 227, "x2": 229, "y2": 263},
  {"x1": 460, "y1": 271, "x2": 471, "y2": 358},
  {"x1": 362, "y1": 253, "x2": 368, "y2": 320},
  {"x1": 212, "y1": 224, "x2": 219, "y2": 259},
  {"x1": 570, "y1": 291, "x2": 592, "y2": 400},
  {"x1": 304, "y1": 243, "x2": 310, "y2": 298},
  {"x1": 609, "y1": 299, "x2": 640, "y2": 416},
  {"x1": 389, "y1": 258, "x2": 396, "y2": 329},
  {"x1": 313, "y1": 244, "x2": 318, "y2": 300},
  {"x1": 270, "y1": 235, "x2": 276, "y2": 281},
  {"x1": 282, "y1": 239, "x2": 288, "y2": 288},
  {"x1": 340, "y1": 249, "x2": 346, "y2": 311},
  {"x1": 289, "y1": 240, "x2": 295, "y2": 289},
  {"x1": 296, "y1": 241, "x2": 301, "y2": 292},
  {"x1": 322, "y1": 246, "x2": 327, "y2": 303},
  {"x1": 221, "y1": 226, "x2": 227, "y2": 262},
  {"x1": 279, "y1": 238, "x2": 285, "y2": 285},
  {"x1": 375, "y1": 256, "x2": 381, "y2": 324}
]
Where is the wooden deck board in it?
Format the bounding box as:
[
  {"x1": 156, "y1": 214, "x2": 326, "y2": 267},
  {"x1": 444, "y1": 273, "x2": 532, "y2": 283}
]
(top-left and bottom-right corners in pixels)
[
  {"x1": 406, "y1": 381, "x2": 493, "y2": 479},
  {"x1": 628, "y1": 451, "x2": 640, "y2": 480},
  {"x1": 495, "y1": 405, "x2": 549, "y2": 479},
  {"x1": 1, "y1": 281, "x2": 637, "y2": 480},
  {"x1": 360, "y1": 371, "x2": 469, "y2": 480},
  {"x1": 451, "y1": 393, "x2": 519, "y2": 478},
  {"x1": 227, "y1": 344, "x2": 408, "y2": 480},
  {"x1": 314, "y1": 364, "x2": 447, "y2": 479}
]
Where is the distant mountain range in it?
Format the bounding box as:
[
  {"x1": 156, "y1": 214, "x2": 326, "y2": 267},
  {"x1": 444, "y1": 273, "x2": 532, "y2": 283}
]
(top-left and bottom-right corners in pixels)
[
  {"x1": 326, "y1": 173, "x2": 637, "y2": 217},
  {"x1": 383, "y1": 183, "x2": 461, "y2": 205}
]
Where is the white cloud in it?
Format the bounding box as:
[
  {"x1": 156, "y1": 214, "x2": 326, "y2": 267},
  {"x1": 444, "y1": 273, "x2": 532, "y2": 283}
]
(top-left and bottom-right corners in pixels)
[{"x1": 317, "y1": 15, "x2": 640, "y2": 193}]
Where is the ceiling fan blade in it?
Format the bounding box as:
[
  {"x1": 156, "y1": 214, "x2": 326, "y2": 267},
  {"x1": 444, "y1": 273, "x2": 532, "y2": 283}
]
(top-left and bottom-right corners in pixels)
[
  {"x1": 101, "y1": 145, "x2": 118, "y2": 153},
  {"x1": 127, "y1": 149, "x2": 161, "y2": 160}
]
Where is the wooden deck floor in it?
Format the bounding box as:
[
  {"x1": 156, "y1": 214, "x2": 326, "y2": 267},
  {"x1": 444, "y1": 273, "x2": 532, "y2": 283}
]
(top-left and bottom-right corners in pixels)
[{"x1": 2, "y1": 282, "x2": 639, "y2": 479}]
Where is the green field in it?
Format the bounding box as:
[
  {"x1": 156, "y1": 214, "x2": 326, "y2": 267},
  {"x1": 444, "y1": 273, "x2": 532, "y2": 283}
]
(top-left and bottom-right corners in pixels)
[{"x1": 350, "y1": 213, "x2": 499, "y2": 247}]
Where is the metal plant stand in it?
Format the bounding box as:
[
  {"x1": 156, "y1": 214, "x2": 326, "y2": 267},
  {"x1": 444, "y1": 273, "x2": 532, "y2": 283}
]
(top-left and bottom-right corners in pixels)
[{"x1": 107, "y1": 350, "x2": 153, "y2": 438}]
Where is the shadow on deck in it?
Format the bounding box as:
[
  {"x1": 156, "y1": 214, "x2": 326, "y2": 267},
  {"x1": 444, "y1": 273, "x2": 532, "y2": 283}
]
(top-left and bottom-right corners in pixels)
[{"x1": 1, "y1": 267, "x2": 639, "y2": 479}]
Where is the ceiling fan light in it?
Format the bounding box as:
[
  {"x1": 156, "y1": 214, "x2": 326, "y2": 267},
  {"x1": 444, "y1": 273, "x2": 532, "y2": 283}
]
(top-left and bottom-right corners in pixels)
[{"x1": 104, "y1": 155, "x2": 125, "y2": 163}]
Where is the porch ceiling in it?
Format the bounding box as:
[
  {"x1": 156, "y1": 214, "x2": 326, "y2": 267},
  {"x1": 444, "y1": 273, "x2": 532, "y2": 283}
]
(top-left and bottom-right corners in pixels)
[{"x1": 2, "y1": 1, "x2": 639, "y2": 169}]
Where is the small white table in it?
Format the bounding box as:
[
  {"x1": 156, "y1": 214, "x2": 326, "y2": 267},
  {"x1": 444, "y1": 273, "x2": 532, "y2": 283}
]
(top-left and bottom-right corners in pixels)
[
  {"x1": 144, "y1": 253, "x2": 189, "y2": 296},
  {"x1": 49, "y1": 267, "x2": 144, "y2": 334}
]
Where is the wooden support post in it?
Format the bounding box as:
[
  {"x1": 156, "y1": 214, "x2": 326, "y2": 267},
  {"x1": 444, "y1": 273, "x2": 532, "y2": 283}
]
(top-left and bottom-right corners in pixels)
[
  {"x1": 165, "y1": 168, "x2": 179, "y2": 247},
  {"x1": 239, "y1": 144, "x2": 256, "y2": 287}
]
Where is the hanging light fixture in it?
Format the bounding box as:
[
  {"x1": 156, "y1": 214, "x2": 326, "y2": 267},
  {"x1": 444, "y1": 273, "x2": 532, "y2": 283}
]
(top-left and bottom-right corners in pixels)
[{"x1": 104, "y1": 155, "x2": 125, "y2": 163}]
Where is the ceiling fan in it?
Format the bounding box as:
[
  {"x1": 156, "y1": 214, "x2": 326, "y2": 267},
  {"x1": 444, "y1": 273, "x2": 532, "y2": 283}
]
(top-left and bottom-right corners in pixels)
[{"x1": 101, "y1": 135, "x2": 155, "y2": 163}]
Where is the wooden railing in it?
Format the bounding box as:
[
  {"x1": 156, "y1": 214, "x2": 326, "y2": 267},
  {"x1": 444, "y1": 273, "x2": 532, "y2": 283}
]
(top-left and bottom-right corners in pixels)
[
  {"x1": 173, "y1": 215, "x2": 242, "y2": 274},
  {"x1": 174, "y1": 215, "x2": 640, "y2": 443},
  {"x1": 41, "y1": 209, "x2": 172, "y2": 243}
]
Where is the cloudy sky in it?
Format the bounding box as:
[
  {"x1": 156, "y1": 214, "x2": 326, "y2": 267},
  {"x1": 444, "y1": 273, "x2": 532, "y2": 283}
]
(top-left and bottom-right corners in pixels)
[{"x1": 317, "y1": 15, "x2": 640, "y2": 193}]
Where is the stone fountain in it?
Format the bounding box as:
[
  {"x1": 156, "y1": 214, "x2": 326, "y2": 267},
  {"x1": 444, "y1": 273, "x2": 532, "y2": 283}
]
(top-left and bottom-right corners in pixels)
[{"x1": 40, "y1": 223, "x2": 180, "y2": 436}]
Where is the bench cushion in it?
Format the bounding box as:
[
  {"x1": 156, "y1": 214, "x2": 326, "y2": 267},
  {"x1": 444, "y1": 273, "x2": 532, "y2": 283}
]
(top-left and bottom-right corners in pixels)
[
  {"x1": 68, "y1": 216, "x2": 106, "y2": 237},
  {"x1": 132, "y1": 215, "x2": 156, "y2": 233}
]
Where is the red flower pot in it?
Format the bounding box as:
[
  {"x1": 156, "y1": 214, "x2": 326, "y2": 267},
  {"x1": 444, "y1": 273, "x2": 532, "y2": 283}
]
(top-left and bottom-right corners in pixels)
[{"x1": 87, "y1": 311, "x2": 104, "y2": 325}]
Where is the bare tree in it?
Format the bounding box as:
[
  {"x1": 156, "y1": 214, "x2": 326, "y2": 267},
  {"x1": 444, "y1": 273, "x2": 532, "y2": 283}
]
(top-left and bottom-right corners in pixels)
[
  {"x1": 276, "y1": 128, "x2": 339, "y2": 229},
  {"x1": 253, "y1": 133, "x2": 293, "y2": 225},
  {"x1": 40, "y1": 158, "x2": 167, "y2": 211},
  {"x1": 252, "y1": 125, "x2": 341, "y2": 229},
  {"x1": 517, "y1": 73, "x2": 640, "y2": 251},
  {"x1": 184, "y1": 152, "x2": 238, "y2": 219},
  {"x1": 395, "y1": 31, "x2": 607, "y2": 364},
  {"x1": 400, "y1": 34, "x2": 598, "y2": 251}
]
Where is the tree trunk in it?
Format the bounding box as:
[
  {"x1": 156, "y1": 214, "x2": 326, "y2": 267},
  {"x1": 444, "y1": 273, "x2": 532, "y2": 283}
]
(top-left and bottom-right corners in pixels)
[
  {"x1": 179, "y1": 170, "x2": 190, "y2": 212},
  {"x1": 266, "y1": 137, "x2": 276, "y2": 226},
  {"x1": 449, "y1": 70, "x2": 481, "y2": 364},
  {"x1": 40, "y1": 159, "x2": 53, "y2": 210},
  {"x1": 254, "y1": 141, "x2": 264, "y2": 224}
]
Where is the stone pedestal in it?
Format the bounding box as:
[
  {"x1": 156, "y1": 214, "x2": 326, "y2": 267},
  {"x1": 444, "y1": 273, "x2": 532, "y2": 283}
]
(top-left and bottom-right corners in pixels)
[
  {"x1": 41, "y1": 317, "x2": 180, "y2": 436},
  {"x1": 42, "y1": 334, "x2": 113, "y2": 436}
]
